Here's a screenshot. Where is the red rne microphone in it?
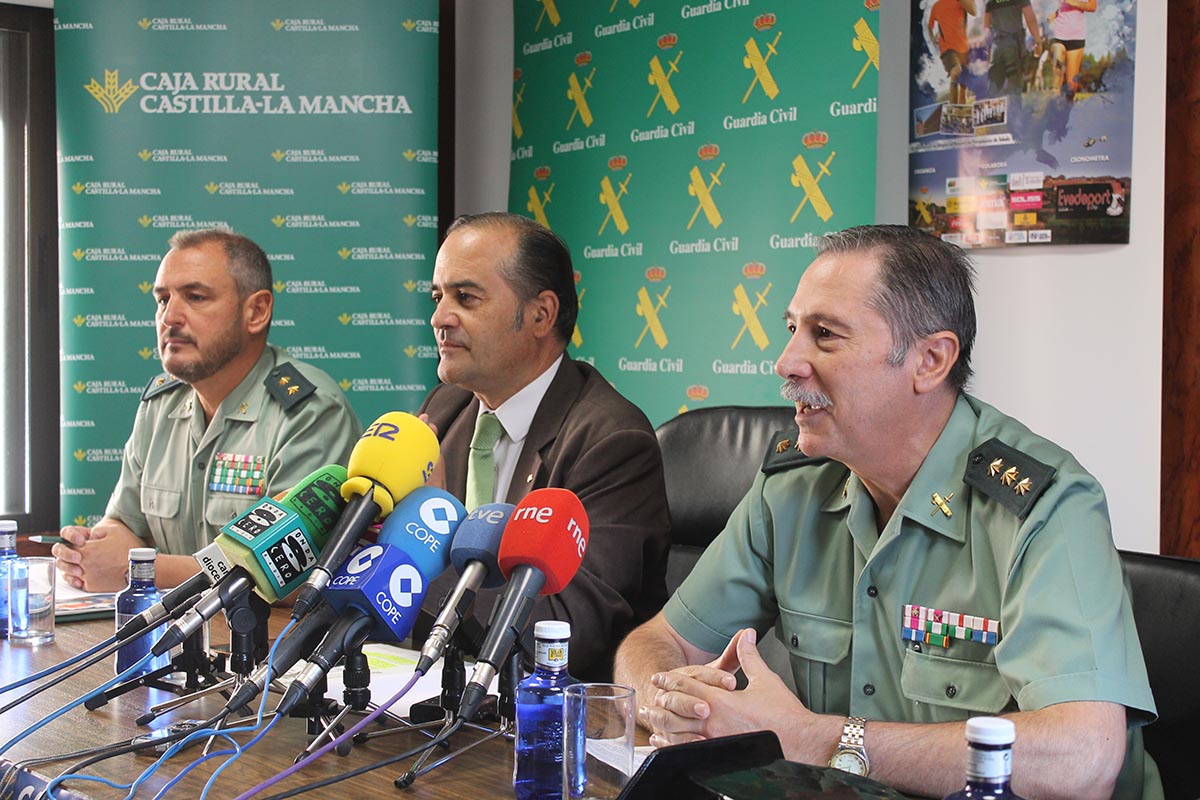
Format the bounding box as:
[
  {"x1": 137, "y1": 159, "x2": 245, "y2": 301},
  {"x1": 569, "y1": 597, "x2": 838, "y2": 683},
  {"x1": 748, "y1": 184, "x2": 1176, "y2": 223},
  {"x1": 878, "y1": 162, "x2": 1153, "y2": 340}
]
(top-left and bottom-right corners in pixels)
[{"x1": 458, "y1": 488, "x2": 589, "y2": 720}]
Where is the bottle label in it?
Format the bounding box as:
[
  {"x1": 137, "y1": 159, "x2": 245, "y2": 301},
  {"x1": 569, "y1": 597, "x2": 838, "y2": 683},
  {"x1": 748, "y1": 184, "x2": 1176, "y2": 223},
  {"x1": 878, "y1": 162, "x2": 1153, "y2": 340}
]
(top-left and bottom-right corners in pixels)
[
  {"x1": 535, "y1": 638, "x2": 569, "y2": 670},
  {"x1": 130, "y1": 560, "x2": 156, "y2": 583},
  {"x1": 0, "y1": 533, "x2": 15, "y2": 550},
  {"x1": 966, "y1": 746, "x2": 1012, "y2": 781}
]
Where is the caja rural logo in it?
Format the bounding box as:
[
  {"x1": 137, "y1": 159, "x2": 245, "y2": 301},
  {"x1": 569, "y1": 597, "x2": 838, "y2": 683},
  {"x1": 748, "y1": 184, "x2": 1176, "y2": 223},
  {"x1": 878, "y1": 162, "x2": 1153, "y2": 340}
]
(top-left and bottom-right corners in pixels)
[{"x1": 84, "y1": 69, "x2": 138, "y2": 113}]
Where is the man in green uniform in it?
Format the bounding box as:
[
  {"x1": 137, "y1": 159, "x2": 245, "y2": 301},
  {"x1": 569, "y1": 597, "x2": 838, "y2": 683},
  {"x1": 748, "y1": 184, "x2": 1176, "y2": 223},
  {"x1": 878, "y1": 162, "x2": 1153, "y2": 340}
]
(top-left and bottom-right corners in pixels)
[
  {"x1": 615, "y1": 225, "x2": 1160, "y2": 799},
  {"x1": 53, "y1": 229, "x2": 361, "y2": 591}
]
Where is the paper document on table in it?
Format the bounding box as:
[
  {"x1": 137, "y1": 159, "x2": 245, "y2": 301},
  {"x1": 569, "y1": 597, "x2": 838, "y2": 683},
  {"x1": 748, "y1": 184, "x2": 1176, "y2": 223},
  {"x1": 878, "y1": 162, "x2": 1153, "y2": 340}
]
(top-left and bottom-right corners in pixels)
[
  {"x1": 586, "y1": 739, "x2": 653, "y2": 774},
  {"x1": 325, "y1": 643, "x2": 498, "y2": 717},
  {"x1": 54, "y1": 572, "x2": 117, "y2": 620}
]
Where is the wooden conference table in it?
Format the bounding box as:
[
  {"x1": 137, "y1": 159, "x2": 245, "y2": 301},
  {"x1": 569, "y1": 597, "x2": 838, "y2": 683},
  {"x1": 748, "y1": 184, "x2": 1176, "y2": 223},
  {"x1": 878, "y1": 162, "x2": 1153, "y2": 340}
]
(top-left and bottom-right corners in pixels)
[{"x1": 0, "y1": 610, "x2": 518, "y2": 799}]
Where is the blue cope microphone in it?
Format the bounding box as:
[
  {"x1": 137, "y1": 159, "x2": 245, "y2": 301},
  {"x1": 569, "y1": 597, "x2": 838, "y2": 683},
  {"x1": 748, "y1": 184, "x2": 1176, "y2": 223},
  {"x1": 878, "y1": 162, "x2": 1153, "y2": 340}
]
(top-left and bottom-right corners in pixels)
[{"x1": 275, "y1": 488, "x2": 466, "y2": 716}]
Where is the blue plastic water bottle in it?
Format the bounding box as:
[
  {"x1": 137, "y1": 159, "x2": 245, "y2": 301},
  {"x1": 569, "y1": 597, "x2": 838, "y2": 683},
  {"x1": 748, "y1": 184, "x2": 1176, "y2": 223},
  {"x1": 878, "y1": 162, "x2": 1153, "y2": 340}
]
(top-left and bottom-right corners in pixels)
[
  {"x1": 0, "y1": 520, "x2": 19, "y2": 638},
  {"x1": 943, "y1": 717, "x2": 1026, "y2": 799},
  {"x1": 114, "y1": 547, "x2": 171, "y2": 677},
  {"x1": 514, "y1": 620, "x2": 581, "y2": 800}
]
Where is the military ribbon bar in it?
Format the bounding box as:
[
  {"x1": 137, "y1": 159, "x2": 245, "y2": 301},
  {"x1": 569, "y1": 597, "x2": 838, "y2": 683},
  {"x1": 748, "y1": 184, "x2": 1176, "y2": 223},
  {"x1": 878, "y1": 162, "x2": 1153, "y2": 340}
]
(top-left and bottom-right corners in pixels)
[{"x1": 902, "y1": 604, "x2": 999, "y2": 647}]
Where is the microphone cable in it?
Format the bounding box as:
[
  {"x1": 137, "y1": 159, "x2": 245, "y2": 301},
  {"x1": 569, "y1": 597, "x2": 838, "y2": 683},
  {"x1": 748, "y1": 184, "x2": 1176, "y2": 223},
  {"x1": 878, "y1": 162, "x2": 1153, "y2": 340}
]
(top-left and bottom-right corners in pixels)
[
  {"x1": 0, "y1": 650, "x2": 157, "y2": 759},
  {"x1": 0, "y1": 593, "x2": 201, "y2": 716},
  {"x1": 45, "y1": 618, "x2": 297, "y2": 799},
  {"x1": 233, "y1": 666, "x2": 427, "y2": 800}
]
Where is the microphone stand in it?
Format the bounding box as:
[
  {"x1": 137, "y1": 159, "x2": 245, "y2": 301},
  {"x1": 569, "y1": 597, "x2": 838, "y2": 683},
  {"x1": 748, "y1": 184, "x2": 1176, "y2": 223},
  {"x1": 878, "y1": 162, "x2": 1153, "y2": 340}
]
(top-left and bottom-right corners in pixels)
[
  {"x1": 392, "y1": 643, "x2": 520, "y2": 789},
  {"x1": 293, "y1": 638, "x2": 404, "y2": 761},
  {"x1": 84, "y1": 626, "x2": 227, "y2": 712},
  {"x1": 133, "y1": 591, "x2": 270, "y2": 725}
]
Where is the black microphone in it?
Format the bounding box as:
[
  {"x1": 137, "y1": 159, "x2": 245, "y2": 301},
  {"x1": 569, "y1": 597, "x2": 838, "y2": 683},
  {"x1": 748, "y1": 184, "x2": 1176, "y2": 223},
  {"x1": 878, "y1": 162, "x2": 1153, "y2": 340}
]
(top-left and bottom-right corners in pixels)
[{"x1": 225, "y1": 600, "x2": 339, "y2": 715}]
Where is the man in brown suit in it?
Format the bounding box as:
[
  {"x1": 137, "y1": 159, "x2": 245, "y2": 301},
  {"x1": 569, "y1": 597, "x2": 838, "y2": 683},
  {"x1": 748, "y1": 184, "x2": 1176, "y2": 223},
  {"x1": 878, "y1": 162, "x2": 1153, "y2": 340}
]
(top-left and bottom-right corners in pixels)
[{"x1": 418, "y1": 212, "x2": 670, "y2": 680}]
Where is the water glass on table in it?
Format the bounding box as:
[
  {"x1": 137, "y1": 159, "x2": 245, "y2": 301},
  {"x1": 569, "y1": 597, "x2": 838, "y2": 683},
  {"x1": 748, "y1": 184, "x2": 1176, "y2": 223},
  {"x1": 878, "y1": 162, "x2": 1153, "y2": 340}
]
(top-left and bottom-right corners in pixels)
[
  {"x1": 563, "y1": 683, "x2": 636, "y2": 800},
  {"x1": 8, "y1": 556, "x2": 55, "y2": 645}
]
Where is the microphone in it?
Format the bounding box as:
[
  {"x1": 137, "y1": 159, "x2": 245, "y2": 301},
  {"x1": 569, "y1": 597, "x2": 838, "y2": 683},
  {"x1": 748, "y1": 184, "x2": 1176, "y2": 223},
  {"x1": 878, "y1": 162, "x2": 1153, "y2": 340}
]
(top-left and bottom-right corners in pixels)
[
  {"x1": 204, "y1": 464, "x2": 348, "y2": 603},
  {"x1": 224, "y1": 599, "x2": 339, "y2": 714},
  {"x1": 113, "y1": 572, "x2": 211, "y2": 643},
  {"x1": 291, "y1": 412, "x2": 440, "y2": 621},
  {"x1": 417, "y1": 502, "x2": 513, "y2": 674},
  {"x1": 276, "y1": 488, "x2": 466, "y2": 715},
  {"x1": 458, "y1": 489, "x2": 588, "y2": 721},
  {"x1": 149, "y1": 466, "x2": 348, "y2": 656}
]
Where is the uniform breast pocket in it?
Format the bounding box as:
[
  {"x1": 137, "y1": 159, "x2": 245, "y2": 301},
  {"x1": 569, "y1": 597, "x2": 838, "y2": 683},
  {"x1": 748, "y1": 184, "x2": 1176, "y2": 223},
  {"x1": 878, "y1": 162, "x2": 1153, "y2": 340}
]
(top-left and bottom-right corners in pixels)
[
  {"x1": 140, "y1": 485, "x2": 180, "y2": 521},
  {"x1": 204, "y1": 495, "x2": 254, "y2": 538},
  {"x1": 777, "y1": 605, "x2": 852, "y2": 714},
  {"x1": 900, "y1": 647, "x2": 1014, "y2": 722}
]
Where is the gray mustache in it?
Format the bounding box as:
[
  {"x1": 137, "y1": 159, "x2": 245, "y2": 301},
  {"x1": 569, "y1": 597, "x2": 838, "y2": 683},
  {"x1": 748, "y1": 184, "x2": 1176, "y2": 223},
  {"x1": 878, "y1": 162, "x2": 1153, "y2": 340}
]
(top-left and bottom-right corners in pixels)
[{"x1": 779, "y1": 381, "x2": 831, "y2": 408}]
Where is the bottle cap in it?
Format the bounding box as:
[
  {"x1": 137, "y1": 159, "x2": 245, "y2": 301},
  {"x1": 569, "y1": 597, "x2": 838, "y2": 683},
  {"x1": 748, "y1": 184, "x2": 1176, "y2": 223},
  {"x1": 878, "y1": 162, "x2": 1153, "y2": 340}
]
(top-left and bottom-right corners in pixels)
[
  {"x1": 533, "y1": 620, "x2": 571, "y2": 641},
  {"x1": 0, "y1": 521, "x2": 16, "y2": 533},
  {"x1": 965, "y1": 716, "x2": 1015, "y2": 746},
  {"x1": 129, "y1": 547, "x2": 157, "y2": 562}
]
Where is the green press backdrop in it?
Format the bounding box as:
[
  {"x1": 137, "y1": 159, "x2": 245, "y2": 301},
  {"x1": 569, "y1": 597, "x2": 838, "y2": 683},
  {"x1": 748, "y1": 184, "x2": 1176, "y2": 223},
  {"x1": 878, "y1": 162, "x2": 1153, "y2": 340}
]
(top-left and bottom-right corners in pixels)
[
  {"x1": 507, "y1": 1, "x2": 880, "y2": 424},
  {"x1": 54, "y1": 1, "x2": 441, "y2": 527}
]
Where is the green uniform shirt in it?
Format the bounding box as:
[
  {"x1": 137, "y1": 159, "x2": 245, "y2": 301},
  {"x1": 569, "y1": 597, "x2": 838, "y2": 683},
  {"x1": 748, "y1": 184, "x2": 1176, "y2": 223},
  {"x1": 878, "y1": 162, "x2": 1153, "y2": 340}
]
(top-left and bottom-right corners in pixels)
[
  {"x1": 666, "y1": 393, "x2": 1160, "y2": 799},
  {"x1": 106, "y1": 344, "x2": 362, "y2": 555}
]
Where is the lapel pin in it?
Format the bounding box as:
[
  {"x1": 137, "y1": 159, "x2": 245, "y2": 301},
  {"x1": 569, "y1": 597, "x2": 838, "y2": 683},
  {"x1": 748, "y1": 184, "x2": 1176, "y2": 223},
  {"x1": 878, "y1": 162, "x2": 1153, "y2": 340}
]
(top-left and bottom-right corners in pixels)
[{"x1": 930, "y1": 491, "x2": 954, "y2": 517}]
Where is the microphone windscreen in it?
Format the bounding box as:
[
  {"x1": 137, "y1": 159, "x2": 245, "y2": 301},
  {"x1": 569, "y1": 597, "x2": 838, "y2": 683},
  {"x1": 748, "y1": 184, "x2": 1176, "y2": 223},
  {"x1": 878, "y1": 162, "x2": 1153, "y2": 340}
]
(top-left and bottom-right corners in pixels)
[
  {"x1": 343, "y1": 412, "x2": 440, "y2": 509},
  {"x1": 450, "y1": 503, "x2": 513, "y2": 589},
  {"x1": 376, "y1": 486, "x2": 465, "y2": 579},
  {"x1": 280, "y1": 464, "x2": 348, "y2": 536},
  {"x1": 497, "y1": 488, "x2": 589, "y2": 595},
  {"x1": 326, "y1": 543, "x2": 430, "y2": 642}
]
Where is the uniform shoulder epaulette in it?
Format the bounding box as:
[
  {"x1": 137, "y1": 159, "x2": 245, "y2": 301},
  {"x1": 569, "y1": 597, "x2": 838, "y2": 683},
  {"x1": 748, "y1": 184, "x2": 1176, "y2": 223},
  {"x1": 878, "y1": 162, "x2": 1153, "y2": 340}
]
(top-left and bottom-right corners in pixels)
[
  {"x1": 264, "y1": 362, "x2": 316, "y2": 412},
  {"x1": 963, "y1": 437, "x2": 1056, "y2": 520},
  {"x1": 141, "y1": 372, "x2": 183, "y2": 402},
  {"x1": 761, "y1": 429, "x2": 828, "y2": 475}
]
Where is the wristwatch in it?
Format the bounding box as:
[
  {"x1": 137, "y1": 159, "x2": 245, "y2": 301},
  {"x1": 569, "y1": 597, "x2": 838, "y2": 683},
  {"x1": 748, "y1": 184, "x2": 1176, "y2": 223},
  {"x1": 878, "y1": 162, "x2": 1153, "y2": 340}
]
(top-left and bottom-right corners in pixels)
[{"x1": 828, "y1": 716, "x2": 869, "y2": 776}]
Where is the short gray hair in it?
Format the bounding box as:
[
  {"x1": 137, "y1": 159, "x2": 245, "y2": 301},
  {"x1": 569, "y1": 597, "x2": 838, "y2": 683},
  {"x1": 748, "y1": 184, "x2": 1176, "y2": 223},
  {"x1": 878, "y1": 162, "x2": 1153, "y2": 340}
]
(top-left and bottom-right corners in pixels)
[
  {"x1": 816, "y1": 225, "x2": 976, "y2": 390},
  {"x1": 167, "y1": 228, "x2": 272, "y2": 300}
]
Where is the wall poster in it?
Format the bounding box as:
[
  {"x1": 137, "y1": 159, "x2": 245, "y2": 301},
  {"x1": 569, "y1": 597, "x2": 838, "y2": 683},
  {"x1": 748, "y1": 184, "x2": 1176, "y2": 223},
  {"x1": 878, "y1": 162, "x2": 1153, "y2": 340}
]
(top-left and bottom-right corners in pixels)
[{"x1": 908, "y1": 0, "x2": 1137, "y2": 248}]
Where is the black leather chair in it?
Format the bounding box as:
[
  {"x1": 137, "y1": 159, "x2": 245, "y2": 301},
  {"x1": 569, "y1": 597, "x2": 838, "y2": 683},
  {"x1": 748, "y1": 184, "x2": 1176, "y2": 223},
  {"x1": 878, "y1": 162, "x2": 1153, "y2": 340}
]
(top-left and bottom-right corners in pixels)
[
  {"x1": 655, "y1": 405, "x2": 798, "y2": 687},
  {"x1": 654, "y1": 405, "x2": 798, "y2": 595},
  {"x1": 1119, "y1": 549, "x2": 1200, "y2": 800}
]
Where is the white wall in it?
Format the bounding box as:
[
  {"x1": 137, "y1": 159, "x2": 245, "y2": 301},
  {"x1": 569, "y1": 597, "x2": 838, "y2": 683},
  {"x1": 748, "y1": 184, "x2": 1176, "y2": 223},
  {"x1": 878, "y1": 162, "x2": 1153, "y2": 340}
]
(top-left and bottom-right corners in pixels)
[{"x1": 459, "y1": 1, "x2": 1164, "y2": 552}]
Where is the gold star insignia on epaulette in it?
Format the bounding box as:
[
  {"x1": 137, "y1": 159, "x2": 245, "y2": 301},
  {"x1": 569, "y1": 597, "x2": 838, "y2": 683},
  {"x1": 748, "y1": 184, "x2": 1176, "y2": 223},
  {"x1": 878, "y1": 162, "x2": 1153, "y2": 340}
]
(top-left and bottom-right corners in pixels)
[
  {"x1": 776, "y1": 439, "x2": 791, "y2": 453},
  {"x1": 287, "y1": 386, "x2": 299, "y2": 396},
  {"x1": 239, "y1": 402, "x2": 248, "y2": 414},
  {"x1": 988, "y1": 458, "x2": 1004, "y2": 477},
  {"x1": 794, "y1": 439, "x2": 803, "y2": 452},
  {"x1": 155, "y1": 377, "x2": 167, "y2": 387},
  {"x1": 1014, "y1": 477, "x2": 1032, "y2": 495},
  {"x1": 278, "y1": 376, "x2": 291, "y2": 386},
  {"x1": 1000, "y1": 466, "x2": 1019, "y2": 486},
  {"x1": 930, "y1": 491, "x2": 955, "y2": 517}
]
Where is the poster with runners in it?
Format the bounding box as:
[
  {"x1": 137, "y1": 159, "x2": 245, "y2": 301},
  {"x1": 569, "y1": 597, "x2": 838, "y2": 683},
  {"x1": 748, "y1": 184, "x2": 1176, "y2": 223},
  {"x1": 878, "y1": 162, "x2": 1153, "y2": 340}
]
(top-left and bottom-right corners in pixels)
[{"x1": 907, "y1": 0, "x2": 1136, "y2": 248}]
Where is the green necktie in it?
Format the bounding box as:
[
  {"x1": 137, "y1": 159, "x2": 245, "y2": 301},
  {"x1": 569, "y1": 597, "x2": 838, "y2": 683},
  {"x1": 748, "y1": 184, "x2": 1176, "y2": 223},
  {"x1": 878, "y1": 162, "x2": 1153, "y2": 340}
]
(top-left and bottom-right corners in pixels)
[{"x1": 465, "y1": 412, "x2": 504, "y2": 511}]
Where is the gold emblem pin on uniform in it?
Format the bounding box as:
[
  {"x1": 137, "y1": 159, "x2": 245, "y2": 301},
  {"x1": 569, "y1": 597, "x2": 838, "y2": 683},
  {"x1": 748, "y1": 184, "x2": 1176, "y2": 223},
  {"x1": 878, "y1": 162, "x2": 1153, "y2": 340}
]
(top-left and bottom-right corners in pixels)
[
  {"x1": 239, "y1": 402, "x2": 248, "y2": 414},
  {"x1": 987, "y1": 458, "x2": 1004, "y2": 477},
  {"x1": 930, "y1": 491, "x2": 954, "y2": 517},
  {"x1": 1013, "y1": 477, "x2": 1032, "y2": 496},
  {"x1": 776, "y1": 439, "x2": 791, "y2": 453},
  {"x1": 278, "y1": 376, "x2": 291, "y2": 387},
  {"x1": 1000, "y1": 466, "x2": 1019, "y2": 486}
]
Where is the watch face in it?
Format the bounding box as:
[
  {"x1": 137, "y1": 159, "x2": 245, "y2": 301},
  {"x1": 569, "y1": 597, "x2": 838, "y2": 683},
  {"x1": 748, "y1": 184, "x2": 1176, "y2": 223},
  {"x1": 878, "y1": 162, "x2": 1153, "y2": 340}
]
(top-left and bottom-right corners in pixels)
[{"x1": 830, "y1": 749, "x2": 868, "y2": 776}]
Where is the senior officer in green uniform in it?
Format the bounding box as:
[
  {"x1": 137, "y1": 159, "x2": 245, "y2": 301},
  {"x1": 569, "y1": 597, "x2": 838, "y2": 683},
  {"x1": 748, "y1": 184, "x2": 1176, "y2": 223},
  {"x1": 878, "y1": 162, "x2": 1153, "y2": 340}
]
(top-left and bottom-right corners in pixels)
[
  {"x1": 615, "y1": 225, "x2": 1159, "y2": 800},
  {"x1": 53, "y1": 229, "x2": 361, "y2": 592}
]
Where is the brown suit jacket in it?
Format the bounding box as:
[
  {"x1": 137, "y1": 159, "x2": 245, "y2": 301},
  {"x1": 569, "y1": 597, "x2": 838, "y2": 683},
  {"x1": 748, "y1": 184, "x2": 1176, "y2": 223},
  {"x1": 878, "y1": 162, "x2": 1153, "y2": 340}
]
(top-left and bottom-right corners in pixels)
[{"x1": 418, "y1": 358, "x2": 670, "y2": 680}]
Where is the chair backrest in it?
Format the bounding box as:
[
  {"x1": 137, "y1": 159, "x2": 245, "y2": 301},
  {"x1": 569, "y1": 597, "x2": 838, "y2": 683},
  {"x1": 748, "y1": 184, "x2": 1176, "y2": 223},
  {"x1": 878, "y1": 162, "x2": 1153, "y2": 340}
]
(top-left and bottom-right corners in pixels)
[
  {"x1": 655, "y1": 405, "x2": 797, "y2": 595},
  {"x1": 1119, "y1": 549, "x2": 1200, "y2": 800}
]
